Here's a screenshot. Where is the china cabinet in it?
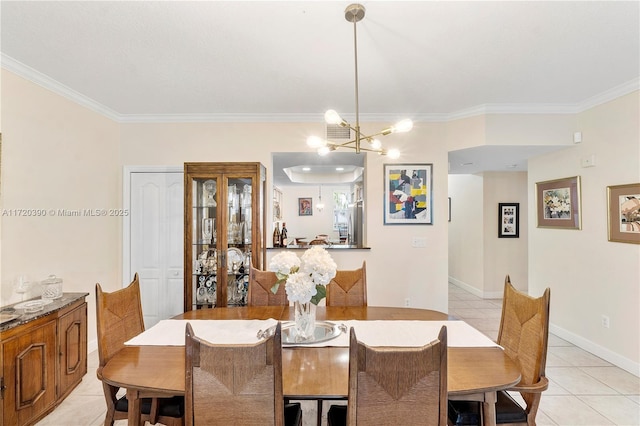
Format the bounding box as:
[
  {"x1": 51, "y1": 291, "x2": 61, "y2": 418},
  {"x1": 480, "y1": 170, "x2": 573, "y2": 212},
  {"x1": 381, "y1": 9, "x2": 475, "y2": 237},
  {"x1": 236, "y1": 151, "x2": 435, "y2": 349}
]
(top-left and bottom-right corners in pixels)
[{"x1": 184, "y1": 162, "x2": 266, "y2": 311}]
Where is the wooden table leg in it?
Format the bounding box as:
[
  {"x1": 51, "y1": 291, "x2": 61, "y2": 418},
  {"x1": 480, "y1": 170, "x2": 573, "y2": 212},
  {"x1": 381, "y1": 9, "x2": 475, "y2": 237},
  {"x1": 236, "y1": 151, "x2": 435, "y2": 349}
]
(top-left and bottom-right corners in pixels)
[
  {"x1": 126, "y1": 388, "x2": 142, "y2": 426},
  {"x1": 482, "y1": 391, "x2": 497, "y2": 426}
]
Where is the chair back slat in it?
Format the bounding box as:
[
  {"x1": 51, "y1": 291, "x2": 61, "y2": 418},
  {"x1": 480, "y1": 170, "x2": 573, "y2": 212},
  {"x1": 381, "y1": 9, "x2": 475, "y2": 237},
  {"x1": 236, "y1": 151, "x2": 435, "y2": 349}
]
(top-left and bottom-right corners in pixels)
[
  {"x1": 95, "y1": 273, "x2": 145, "y2": 367},
  {"x1": 327, "y1": 261, "x2": 367, "y2": 307},
  {"x1": 248, "y1": 266, "x2": 288, "y2": 306},
  {"x1": 347, "y1": 326, "x2": 447, "y2": 425},
  {"x1": 185, "y1": 322, "x2": 285, "y2": 426},
  {"x1": 497, "y1": 275, "x2": 551, "y2": 411}
]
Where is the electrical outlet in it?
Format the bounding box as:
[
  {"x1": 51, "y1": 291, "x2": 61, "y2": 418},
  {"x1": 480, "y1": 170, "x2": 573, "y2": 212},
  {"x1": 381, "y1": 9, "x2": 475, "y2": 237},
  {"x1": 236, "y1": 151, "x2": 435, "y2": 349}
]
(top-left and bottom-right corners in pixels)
[
  {"x1": 601, "y1": 315, "x2": 610, "y2": 329},
  {"x1": 404, "y1": 298, "x2": 410, "y2": 307}
]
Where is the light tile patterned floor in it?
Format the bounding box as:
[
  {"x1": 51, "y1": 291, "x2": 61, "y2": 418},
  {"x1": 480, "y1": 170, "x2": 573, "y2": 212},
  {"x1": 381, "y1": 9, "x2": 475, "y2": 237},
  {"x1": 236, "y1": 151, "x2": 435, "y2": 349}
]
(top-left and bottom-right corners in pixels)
[{"x1": 37, "y1": 283, "x2": 639, "y2": 425}]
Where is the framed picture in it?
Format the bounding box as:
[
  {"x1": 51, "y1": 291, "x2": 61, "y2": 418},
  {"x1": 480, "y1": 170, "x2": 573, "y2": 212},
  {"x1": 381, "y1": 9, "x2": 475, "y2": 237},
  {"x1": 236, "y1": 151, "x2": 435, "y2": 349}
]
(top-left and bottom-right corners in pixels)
[
  {"x1": 535, "y1": 176, "x2": 581, "y2": 229},
  {"x1": 298, "y1": 197, "x2": 312, "y2": 216},
  {"x1": 384, "y1": 164, "x2": 433, "y2": 225},
  {"x1": 498, "y1": 203, "x2": 519, "y2": 238},
  {"x1": 607, "y1": 183, "x2": 640, "y2": 244}
]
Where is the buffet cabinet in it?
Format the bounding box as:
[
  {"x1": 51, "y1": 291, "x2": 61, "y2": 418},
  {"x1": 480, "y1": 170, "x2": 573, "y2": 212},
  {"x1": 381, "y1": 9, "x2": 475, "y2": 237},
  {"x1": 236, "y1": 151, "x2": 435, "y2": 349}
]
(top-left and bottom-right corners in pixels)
[
  {"x1": 184, "y1": 162, "x2": 266, "y2": 311},
  {"x1": 0, "y1": 294, "x2": 87, "y2": 426}
]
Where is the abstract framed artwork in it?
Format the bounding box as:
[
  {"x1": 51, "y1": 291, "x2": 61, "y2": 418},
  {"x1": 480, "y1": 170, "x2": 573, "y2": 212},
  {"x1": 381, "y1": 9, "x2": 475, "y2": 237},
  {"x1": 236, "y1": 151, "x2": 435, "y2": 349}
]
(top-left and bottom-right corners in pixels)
[
  {"x1": 498, "y1": 203, "x2": 519, "y2": 238},
  {"x1": 384, "y1": 164, "x2": 432, "y2": 225},
  {"x1": 298, "y1": 197, "x2": 312, "y2": 216},
  {"x1": 535, "y1": 176, "x2": 581, "y2": 229},
  {"x1": 607, "y1": 183, "x2": 640, "y2": 244}
]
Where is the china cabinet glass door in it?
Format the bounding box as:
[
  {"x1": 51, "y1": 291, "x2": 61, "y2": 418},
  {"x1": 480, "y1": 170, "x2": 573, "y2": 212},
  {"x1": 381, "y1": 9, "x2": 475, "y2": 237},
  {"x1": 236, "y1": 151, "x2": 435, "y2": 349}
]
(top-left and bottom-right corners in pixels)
[{"x1": 185, "y1": 163, "x2": 265, "y2": 311}]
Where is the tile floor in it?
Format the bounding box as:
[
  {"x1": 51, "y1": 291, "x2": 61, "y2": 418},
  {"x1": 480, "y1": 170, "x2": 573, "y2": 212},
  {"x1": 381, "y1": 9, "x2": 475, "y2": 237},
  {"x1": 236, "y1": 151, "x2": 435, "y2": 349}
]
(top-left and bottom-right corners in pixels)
[{"x1": 36, "y1": 283, "x2": 639, "y2": 426}]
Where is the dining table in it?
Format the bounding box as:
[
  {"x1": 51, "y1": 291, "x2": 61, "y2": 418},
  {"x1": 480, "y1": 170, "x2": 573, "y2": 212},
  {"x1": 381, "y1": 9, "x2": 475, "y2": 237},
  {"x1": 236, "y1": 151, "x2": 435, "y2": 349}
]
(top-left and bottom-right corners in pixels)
[{"x1": 100, "y1": 306, "x2": 521, "y2": 426}]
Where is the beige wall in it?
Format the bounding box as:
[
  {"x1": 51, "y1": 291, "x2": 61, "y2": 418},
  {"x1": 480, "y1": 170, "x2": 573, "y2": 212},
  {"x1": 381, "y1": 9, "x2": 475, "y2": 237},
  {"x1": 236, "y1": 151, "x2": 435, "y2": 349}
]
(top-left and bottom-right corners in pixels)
[
  {"x1": 0, "y1": 71, "x2": 450, "y2": 349},
  {"x1": 483, "y1": 171, "x2": 528, "y2": 294},
  {"x1": 2, "y1": 68, "x2": 638, "y2": 375},
  {"x1": 0, "y1": 71, "x2": 121, "y2": 344},
  {"x1": 529, "y1": 92, "x2": 640, "y2": 375},
  {"x1": 448, "y1": 172, "x2": 528, "y2": 297},
  {"x1": 448, "y1": 174, "x2": 484, "y2": 292}
]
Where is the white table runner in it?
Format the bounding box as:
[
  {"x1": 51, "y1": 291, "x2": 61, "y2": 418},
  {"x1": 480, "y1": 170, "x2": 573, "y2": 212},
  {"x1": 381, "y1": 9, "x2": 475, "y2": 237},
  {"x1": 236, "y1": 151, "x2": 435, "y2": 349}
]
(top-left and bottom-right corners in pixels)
[
  {"x1": 124, "y1": 319, "x2": 278, "y2": 346},
  {"x1": 125, "y1": 319, "x2": 497, "y2": 348}
]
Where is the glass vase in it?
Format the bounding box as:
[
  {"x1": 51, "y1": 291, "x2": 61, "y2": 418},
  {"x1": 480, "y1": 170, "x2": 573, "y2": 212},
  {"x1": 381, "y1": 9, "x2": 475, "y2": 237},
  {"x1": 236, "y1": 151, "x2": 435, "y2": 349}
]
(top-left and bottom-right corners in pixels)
[{"x1": 293, "y1": 301, "x2": 317, "y2": 342}]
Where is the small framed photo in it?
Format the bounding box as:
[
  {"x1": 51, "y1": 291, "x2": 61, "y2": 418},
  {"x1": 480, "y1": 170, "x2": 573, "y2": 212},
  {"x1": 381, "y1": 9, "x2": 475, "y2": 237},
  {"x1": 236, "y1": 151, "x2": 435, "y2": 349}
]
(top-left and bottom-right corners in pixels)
[
  {"x1": 607, "y1": 183, "x2": 640, "y2": 244},
  {"x1": 535, "y1": 176, "x2": 581, "y2": 229},
  {"x1": 498, "y1": 203, "x2": 519, "y2": 238},
  {"x1": 384, "y1": 164, "x2": 433, "y2": 225},
  {"x1": 298, "y1": 197, "x2": 312, "y2": 216}
]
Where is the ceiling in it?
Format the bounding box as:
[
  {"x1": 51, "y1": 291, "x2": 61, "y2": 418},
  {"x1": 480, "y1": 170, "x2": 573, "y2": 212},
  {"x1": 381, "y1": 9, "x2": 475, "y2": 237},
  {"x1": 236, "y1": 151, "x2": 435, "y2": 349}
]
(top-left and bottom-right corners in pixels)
[{"x1": 2, "y1": 1, "x2": 638, "y2": 175}]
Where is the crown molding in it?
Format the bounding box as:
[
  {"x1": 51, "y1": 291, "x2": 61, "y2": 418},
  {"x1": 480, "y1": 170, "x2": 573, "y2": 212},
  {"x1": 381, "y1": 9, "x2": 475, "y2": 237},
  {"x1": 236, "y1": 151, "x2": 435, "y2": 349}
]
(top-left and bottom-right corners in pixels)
[
  {"x1": 577, "y1": 78, "x2": 640, "y2": 112},
  {"x1": 1, "y1": 54, "x2": 121, "y2": 121},
  {"x1": 3, "y1": 54, "x2": 638, "y2": 124},
  {"x1": 117, "y1": 113, "x2": 326, "y2": 123}
]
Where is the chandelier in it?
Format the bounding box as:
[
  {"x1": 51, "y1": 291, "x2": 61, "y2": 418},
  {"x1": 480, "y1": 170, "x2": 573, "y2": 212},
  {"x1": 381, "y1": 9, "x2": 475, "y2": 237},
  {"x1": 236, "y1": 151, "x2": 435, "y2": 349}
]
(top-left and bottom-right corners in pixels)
[{"x1": 307, "y1": 3, "x2": 412, "y2": 159}]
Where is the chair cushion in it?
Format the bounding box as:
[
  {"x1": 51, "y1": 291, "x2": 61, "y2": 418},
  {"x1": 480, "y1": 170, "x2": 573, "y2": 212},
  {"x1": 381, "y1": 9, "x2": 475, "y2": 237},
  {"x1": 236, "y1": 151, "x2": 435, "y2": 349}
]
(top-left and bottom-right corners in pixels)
[
  {"x1": 115, "y1": 396, "x2": 153, "y2": 414},
  {"x1": 327, "y1": 404, "x2": 347, "y2": 426},
  {"x1": 448, "y1": 400, "x2": 480, "y2": 426},
  {"x1": 495, "y1": 391, "x2": 528, "y2": 424},
  {"x1": 158, "y1": 395, "x2": 185, "y2": 418},
  {"x1": 285, "y1": 402, "x2": 303, "y2": 426},
  {"x1": 448, "y1": 391, "x2": 528, "y2": 425},
  {"x1": 114, "y1": 395, "x2": 184, "y2": 418}
]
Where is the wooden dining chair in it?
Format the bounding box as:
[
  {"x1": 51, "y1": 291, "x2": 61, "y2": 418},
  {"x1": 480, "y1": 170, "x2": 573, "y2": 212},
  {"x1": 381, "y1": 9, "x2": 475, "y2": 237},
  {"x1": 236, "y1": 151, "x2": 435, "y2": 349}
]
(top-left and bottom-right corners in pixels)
[
  {"x1": 185, "y1": 322, "x2": 303, "y2": 426},
  {"x1": 95, "y1": 274, "x2": 184, "y2": 426},
  {"x1": 248, "y1": 265, "x2": 289, "y2": 306},
  {"x1": 326, "y1": 261, "x2": 367, "y2": 307},
  {"x1": 448, "y1": 275, "x2": 551, "y2": 426},
  {"x1": 327, "y1": 325, "x2": 448, "y2": 426}
]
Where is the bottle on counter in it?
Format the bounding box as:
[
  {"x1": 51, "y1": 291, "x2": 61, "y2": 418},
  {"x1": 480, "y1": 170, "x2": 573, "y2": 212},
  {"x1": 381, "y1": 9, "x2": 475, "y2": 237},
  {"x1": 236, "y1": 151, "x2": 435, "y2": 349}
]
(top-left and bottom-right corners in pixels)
[
  {"x1": 273, "y1": 222, "x2": 281, "y2": 247},
  {"x1": 280, "y1": 222, "x2": 288, "y2": 247}
]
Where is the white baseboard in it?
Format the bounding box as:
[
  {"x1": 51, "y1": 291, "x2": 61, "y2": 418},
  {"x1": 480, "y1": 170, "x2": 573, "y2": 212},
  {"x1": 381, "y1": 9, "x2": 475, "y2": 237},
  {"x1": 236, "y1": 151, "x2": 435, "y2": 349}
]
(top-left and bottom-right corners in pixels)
[
  {"x1": 450, "y1": 277, "x2": 640, "y2": 377},
  {"x1": 549, "y1": 323, "x2": 640, "y2": 378},
  {"x1": 448, "y1": 277, "x2": 503, "y2": 299}
]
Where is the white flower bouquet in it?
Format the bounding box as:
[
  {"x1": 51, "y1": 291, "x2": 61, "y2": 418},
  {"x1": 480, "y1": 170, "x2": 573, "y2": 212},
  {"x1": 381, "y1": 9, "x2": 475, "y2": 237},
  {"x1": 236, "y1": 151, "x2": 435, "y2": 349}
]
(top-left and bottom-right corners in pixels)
[{"x1": 268, "y1": 246, "x2": 337, "y2": 305}]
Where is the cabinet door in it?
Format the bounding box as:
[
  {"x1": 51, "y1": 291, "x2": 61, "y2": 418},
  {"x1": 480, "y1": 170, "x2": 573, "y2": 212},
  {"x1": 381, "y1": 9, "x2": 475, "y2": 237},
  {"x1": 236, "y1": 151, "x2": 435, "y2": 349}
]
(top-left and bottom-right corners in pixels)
[
  {"x1": 57, "y1": 304, "x2": 87, "y2": 400},
  {"x1": 188, "y1": 174, "x2": 222, "y2": 310},
  {"x1": 2, "y1": 320, "x2": 56, "y2": 426}
]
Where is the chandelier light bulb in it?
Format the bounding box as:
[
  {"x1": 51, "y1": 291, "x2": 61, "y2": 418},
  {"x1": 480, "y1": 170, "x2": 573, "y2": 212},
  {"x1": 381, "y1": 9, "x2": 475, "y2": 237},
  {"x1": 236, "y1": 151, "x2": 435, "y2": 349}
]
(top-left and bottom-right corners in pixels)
[
  {"x1": 324, "y1": 110, "x2": 347, "y2": 126},
  {"x1": 318, "y1": 146, "x2": 331, "y2": 156},
  {"x1": 307, "y1": 135, "x2": 327, "y2": 148},
  {"x1": 391, "y1": 119, "x2": 413, "y2": 133},
  {"x1": 369, "y1": 138, "x2": 382, "y2": 149},
  {"x1": 387, "y1": 148, "x2": 401, "y2": 159}
]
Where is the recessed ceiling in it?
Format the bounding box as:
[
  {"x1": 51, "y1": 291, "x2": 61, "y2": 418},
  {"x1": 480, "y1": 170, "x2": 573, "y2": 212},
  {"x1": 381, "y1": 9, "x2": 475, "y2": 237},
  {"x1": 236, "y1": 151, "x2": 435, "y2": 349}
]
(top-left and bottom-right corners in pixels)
[
  {"x1": 2, "y1": 1, "x2": 638, "y2": 173},
  {"x1": 273, "y1": 152, "x2": 365, "y2": 187}
]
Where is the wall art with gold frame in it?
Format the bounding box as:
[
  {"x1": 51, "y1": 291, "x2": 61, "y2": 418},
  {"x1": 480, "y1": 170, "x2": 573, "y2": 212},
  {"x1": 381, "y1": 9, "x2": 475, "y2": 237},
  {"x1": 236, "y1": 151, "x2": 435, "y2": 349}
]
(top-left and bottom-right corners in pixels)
[
  {"x1": 607, "y1": 183, "x2": 640, "y2": 244},
  {"x1": 535, "y1": 176, "x2": 581, "y2": 229}
]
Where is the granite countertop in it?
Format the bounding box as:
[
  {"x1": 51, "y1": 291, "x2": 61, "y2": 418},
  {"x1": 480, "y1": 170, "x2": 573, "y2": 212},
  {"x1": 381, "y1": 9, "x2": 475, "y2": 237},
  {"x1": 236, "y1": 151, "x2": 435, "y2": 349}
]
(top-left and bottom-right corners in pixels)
[{"x1": 0, "y1": 292, "x2": 89, "y2": 333}]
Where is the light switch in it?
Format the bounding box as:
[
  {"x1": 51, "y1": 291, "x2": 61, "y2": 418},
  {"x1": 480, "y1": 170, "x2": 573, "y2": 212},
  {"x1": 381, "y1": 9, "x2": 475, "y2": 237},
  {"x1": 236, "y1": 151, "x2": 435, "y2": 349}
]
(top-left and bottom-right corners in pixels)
[{"x1": 411, "y1": 237, "x2": 427, "y2": 248}]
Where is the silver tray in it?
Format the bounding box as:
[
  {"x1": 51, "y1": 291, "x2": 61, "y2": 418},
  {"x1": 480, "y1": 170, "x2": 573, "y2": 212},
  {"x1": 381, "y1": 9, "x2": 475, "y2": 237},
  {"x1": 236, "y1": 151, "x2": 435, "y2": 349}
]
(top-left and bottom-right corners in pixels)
[{"x1": 257, "y1": 321, "x2": 347, "y2": 346}]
